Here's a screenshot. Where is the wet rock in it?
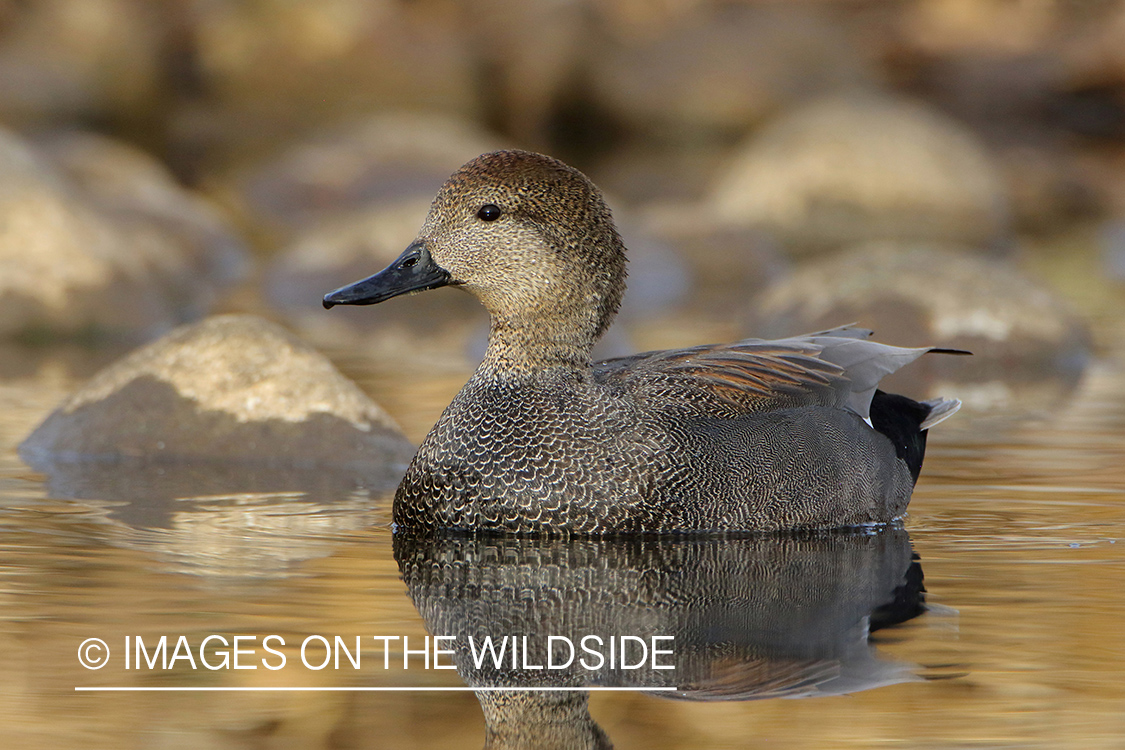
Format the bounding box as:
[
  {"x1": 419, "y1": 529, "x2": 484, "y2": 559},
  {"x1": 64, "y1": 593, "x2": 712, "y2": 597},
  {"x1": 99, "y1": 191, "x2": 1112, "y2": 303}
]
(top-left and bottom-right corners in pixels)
[
  {"x1": 711, "y1": 94, "x2": 1010, "y2": 254},
  {"x1": 0, "y1": 127, "x2": 245, "y2": 341},
  {"x1": 753, "y1": 242, "x2": 1091, "y2": 384},
  {"x1": 20, "y1": 315, "x2": 414, "y2": 487}
]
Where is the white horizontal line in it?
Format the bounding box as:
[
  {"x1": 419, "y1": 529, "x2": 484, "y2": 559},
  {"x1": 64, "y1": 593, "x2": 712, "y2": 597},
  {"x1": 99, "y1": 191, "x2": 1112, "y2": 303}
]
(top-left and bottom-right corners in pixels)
[
  {"x1": 75, "y1": 686, "x2": 677, "y2": 692},
  {"x1": 983, "y1": 485, "x2": 1124, "y2": 495}
]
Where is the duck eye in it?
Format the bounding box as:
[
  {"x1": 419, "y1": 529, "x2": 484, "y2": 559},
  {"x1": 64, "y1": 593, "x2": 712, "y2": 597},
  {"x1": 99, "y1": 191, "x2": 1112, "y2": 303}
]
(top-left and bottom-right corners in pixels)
[{"x1": 476, "y1": 204, "x2": 502, "y2": 222}]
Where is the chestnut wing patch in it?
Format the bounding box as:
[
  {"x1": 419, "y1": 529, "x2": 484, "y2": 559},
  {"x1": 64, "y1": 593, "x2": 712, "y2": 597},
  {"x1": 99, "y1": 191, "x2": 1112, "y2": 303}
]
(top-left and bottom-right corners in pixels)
[
  {"x1": 593, "y1": 326, "x2": 942, "y2": 419},
  {"x1": 593, "y1": 340, "x2": 848, "y2": 413}
]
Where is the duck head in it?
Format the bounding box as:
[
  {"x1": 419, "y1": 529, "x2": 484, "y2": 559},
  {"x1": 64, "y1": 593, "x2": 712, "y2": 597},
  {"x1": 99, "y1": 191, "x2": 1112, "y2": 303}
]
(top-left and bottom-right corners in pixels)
[{"x1": 323, "y1": 150, "x2": 627, "y2": 369}]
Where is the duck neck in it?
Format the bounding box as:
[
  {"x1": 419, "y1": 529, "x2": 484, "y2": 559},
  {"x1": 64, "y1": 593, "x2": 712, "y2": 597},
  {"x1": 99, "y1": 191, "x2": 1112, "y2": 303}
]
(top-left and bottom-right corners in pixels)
[{"x1": 478, "y1": 313, "x2": 596, "y2": 378}]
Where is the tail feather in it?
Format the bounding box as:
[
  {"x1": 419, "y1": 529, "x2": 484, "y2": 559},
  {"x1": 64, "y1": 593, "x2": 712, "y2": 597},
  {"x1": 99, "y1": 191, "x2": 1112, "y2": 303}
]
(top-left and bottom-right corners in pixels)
[
  {"x1": 920, "y1": 398, "x2": 962, "y2": 430},
  {"x1": 805, "y1": 328, "x2": 970, "y2": 427}
]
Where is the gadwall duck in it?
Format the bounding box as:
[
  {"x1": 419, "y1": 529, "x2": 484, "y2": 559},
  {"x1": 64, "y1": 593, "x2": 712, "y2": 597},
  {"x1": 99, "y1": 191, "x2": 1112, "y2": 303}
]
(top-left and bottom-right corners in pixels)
[{"x1": 324, "y1": 150, "x2": 962, "y2": 534}]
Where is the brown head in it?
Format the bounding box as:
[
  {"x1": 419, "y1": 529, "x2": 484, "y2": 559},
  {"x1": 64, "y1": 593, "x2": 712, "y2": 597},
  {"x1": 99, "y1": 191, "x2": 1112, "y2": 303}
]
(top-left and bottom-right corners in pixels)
[{"x1": 324, "y1": 150, "x2": 627, "y2": 371}]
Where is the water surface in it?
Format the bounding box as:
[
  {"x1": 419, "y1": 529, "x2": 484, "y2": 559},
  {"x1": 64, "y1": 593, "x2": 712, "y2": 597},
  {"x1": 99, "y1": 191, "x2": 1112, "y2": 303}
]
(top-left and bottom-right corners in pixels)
[{"x1": 1, "y1": 330, "x2": 1123, "y2": 749}]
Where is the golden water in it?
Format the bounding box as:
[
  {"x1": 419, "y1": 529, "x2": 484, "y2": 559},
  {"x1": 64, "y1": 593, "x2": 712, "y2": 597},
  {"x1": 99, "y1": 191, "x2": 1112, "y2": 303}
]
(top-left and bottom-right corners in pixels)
[{"x1": 1, "y1": 321, "x2": 1123, "y2": 749}]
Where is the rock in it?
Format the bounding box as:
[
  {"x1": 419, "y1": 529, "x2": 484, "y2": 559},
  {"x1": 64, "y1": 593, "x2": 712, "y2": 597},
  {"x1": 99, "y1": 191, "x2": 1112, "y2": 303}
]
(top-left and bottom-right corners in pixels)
[
  {"x1": 231, "y1": 111, "x2": 503, "y2": 238},
  {"x1": 0, "y1": 127, "x2": 245, "y2": 341},
  {"x1": 636, "y1": 201, "x2": 790, "y2": 316},
  {"x1": 187, "y1": 0, "x2": 481, "y2": 182},
  {"x1": 37, "y1": 130, "x2": 249, "y2": 290},
  {"x1": 590, "y1": 4, "x2": 873, "y2": 138},
  {"x1": 614, "y1": 219, "x2": 692, "y2": 319},
  {"x1": 711, "y1": 93, "x2": 1010, "y2": 254},
  {"x1": 19, "y1": 315, "x2": 414, "y2": 487},
  {"x1": 0, "y1": 0, "x2": 164, "y2": 128},
  {"x1": 462, "y1": 0, "x2": 589, "y2": 148},
  {"x1": 1101, "y1": 219, "x2": 1125, "y2": 282},
  {"x1": 588, "y1": 140, "x2": 733, "y2": 206},
  {"x1": 264, "y1": 197, "x2": 693, "y2": 365},
  {"x1": 753, "y1": 242, "x2": 1091, "y2": 383},
  {"x1": 263, "y1": 197, "x2": 487, "y2": 355}
]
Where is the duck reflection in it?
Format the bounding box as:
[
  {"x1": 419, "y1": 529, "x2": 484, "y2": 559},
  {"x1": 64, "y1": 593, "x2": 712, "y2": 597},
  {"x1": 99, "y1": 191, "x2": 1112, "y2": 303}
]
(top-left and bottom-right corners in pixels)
[{"x1": 395, "y1": 526, "x2": 926, "y2": 749}]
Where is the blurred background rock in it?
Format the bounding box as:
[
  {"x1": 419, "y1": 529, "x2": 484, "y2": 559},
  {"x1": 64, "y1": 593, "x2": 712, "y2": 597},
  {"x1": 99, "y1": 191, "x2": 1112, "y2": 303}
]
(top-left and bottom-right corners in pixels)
[{"x1": 1, "y1": 0, "x2": 1123, "y2": 408}]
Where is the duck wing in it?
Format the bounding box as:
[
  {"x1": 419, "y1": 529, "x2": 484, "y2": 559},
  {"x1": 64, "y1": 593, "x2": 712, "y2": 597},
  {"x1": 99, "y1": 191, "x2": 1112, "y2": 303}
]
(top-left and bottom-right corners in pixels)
[{"x1": 593, "y1": 325, "x2": 956, "y2": 422}]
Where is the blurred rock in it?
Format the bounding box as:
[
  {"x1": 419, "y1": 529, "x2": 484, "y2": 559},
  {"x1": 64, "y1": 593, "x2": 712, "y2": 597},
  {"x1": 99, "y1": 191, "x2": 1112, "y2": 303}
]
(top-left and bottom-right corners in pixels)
[
  {"x1": 462, "y1": 0, "x2": 588, "y2": 149},
  {"x1": 588, "y1": 140, "x2": 731, "y2": 206},
  {"x1": 590, "y1": 4, "x2": 873, "y2": 139},
  {"x1": 753, "y1": 242, "x2": 1091, "y2": 384},
  {"x1": 244, "y1": 113, "x2": 505, "y2": 361},
  {"x1": 0, "y1": 0, "x2": 164, "y2": 128},
  {"x1": 180, "y1": 0, "x2": 479, "y2": 172},
  {"x1": 1102, "y1": 219, "x2": 1125, "y2": 281},
  {"x1": 711, "y1": 93, "x2": 1010, "y2": 254},
  {"x1": 37, "y1": 129, "x2": 249, "y2": 290},
  {"x1": 263, "y1": 197, "x2": 486, "y2": 351},
  {"x1": 0, "y1": 126, "x2": 241, "y2": 341},
  {"x1": 637, "y1": 202, "x2": 790, "y2": 316},
  {"x1": 615, "y1": 219, "x2": 692, "y2": 318},
  {"x1": 230, "y1": 111, "x2": 503, "y2": 239},
  {"x1": 1054, "y1": 6, "x2": 1125, "y2": 144},
  {"x1": 900, "y1": 0, "x2": 1059, "y2": 56},
  {"x1": 1059, "y1": 3, "x2": 1125, "y2": 87},
  {"x1": 991, "y1": 142, "x2": 1104, "y2": 234},
  {"x1": 265, "y1": 197, "x2": 692, "y2": 366},
  {"x1": 883, "y1": 2, "x2": 1125, "y2": 229},
  {"x1": 20, "y1": 314, "x2": 414, "y2": 485}
]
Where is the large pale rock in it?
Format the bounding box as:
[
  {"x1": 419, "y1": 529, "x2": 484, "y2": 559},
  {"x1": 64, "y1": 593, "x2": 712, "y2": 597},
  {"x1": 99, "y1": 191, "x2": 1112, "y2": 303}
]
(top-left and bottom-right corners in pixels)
[
  {"x1": 711, "y1": 94, "x2": 1010, "y2": 254},
  {"x1": 20, "y1": 315, "x2": 414, "y2": 486},
  {"x1": 0, "y1": 127, "x2": 246, "y2": 340}
]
